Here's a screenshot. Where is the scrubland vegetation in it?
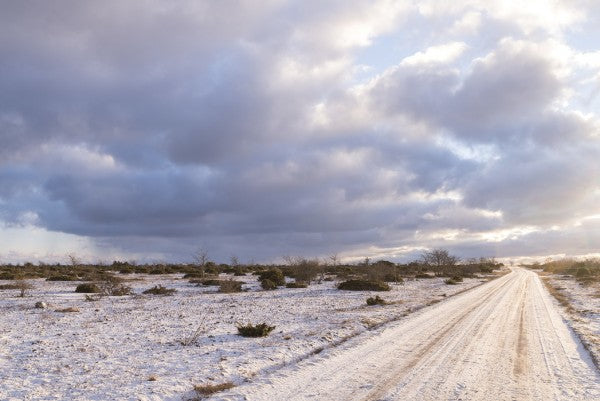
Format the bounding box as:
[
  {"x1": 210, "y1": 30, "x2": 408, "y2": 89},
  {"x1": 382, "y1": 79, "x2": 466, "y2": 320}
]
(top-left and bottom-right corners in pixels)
[
  {"x1": 0, "y1": 250, "x2": 504, "y2": 400},
  {"x1": 0, "y1": 258, "x2": 501, "y2": 300},
  {"x1": 533, "y1": 258, "x2": 600, "y2": 284},
  {"x1": 0, "y1": 249, "x2": 503, "y2": 292}
]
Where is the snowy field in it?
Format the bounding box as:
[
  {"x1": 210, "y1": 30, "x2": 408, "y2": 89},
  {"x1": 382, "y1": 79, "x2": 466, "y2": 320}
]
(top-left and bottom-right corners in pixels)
[
  {"x1": 0, "y1": 272, "x2": 494, "y2": 400},
  {"x1": 542, "y1": 271, "x2": 600, "y2": 367},
  {"x1": 215, "y1": 268, "x2": 600, "y2": 401}
]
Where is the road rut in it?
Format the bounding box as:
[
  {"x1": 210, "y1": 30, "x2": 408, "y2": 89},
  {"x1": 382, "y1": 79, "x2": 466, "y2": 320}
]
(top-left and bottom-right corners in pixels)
[{"x1": 216, "y1": 268, "x2": 600, "y2": 400}]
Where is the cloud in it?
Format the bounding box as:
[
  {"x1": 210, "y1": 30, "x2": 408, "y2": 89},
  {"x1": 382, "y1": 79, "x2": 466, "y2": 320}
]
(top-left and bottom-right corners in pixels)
[{"x1": 1, "y1": 1, "x2": 600, "y2": 263}]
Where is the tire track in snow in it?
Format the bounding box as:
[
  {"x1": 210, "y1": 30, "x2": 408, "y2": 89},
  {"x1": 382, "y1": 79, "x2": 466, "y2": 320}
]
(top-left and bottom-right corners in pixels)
[{"x1": 216, "y1": 268, "x2": 600, "y2": 401}]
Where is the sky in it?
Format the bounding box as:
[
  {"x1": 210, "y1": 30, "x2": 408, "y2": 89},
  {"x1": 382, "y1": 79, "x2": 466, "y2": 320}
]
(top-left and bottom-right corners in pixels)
[{"x1": 1, "y1": 0, "x2": 600, "y2": 264}]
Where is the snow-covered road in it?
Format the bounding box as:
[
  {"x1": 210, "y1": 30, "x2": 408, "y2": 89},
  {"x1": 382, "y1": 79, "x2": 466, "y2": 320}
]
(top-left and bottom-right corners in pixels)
[{"x1": 217, "y1": 268, "x2": 600, "y2": 400}]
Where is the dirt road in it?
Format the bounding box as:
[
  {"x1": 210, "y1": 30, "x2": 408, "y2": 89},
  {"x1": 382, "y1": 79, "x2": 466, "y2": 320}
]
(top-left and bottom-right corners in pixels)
[{"x1": 216, "y1": 268, "x2": 600, "y2": 400}]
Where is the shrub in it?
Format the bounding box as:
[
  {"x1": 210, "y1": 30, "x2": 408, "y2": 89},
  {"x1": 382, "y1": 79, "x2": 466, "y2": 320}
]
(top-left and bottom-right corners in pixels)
[
  {"x1": 286, "y1": 281, "x2": 308, "y2": 288},
  {"x1": 99, "y1": 276, "x2": 133, "y2": 296},
  {"x1": 337, "y1": 280, "x2": 390, "y2": 291},
  {"x1": 258, "y1": 269, "x2": 285, "y2": 286},
  {"x1": 197, "y1": 279, "x2": 223, "y2": 286},
  {"x1": 261, "y1": 279, "x2": 278, "y2": 290},
  {"x1": 366, "y1": 295, "x2": 386, "y2": 305},
  {"x1": 415, "y1": 273, "x2": 435, "y2": 279},
  {"x1": 194, "y1": 382, "x2": 235, "y2": 396},
  {"x1": 219, "y1": 280, "x2": 242, "y2": 293},
  {"x1": 15, "y1": 280, "x2": 34, "y2": 297},
  {"x1": 183, "y1": 272, "x2": 203, "y2": 279},
  {"x1": 143, "y1": 285, "x2": 177, "y2": 296},
  {"x1": 75, "y1": 283, "x2": 101, "y2": 293},
  {"x1": 0, "y1": 284, "x2": 19, "y2": 290},
  {"x1": 444, "y1": 276, "x2": 463, "y2": 285},
  {"x1": 237, "y1": 323, "x2": 276, "y2": 337},
  {"x1": 288, "y1": 258, "x2": 321, "y2": 283},
  {"x1": 381, "y1": 273, "x2": 403, "y2": 283},
  {"x1": 107, "y1": 285, "x2": 133, "y2": 296},
  {"x1": 576, "y1": 267, "x2": 591, "y2": 277},
  {"x1": 205, "y1": 265, "x2": 220, "y2": 275},
  {"x1": 56, "y1": 307, "x2": 79, "y2": 313},
  {"x1": 47, "y1": 275, "x2": 79, "y2": 281}
]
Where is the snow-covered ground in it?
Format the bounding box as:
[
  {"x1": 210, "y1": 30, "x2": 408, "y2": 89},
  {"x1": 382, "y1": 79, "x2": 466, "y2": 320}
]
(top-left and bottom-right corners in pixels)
[
  {"x1": 0, "y1": 272, "x2": 491, "y2": 400},
  {"x1": 540, "y1": 271, "x2": 600, "y2": 367},
  {"x1": 215, "y1": 268, "x2": 600, "y2": 401}
]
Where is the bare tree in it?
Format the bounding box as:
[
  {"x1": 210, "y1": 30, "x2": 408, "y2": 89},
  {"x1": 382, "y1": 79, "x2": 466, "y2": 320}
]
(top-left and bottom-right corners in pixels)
[
  {"x1": 328, "y1": 253, "x2": 339, "y2": 267},
  {"x1": 420, "y1": 248, "x2": 459, "y2": 273},
  {"x1": 282, "y1": 255, "x2": 295, "y2": 266},
  {"x1": 15, "y1": 279, "x2": 33, "y2": 297},
  {"x1": 67, "y1": 253, "x2": 81, "y2": 268},
  {"x1": 193, "y1": 248, "x2": 209, "y2": 278}
]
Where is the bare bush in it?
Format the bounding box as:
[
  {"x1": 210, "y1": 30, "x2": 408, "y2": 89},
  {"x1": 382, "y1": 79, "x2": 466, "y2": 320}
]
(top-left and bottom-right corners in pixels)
[
  {"x1": 421, "y1": 248, "x2": 460, "y2": 273},
  {"x1": 15, "y1": 280, "x2": 33, "y2": 297},
  {"x1": 285, "y1": 257, "x2": 321, "y2": 284},
  {"x1": 193, "y1": 382, "x2": 234, "y2": 396},
  {"x1": 99, "y1": 275, "x2": 132, "y2": 296}
]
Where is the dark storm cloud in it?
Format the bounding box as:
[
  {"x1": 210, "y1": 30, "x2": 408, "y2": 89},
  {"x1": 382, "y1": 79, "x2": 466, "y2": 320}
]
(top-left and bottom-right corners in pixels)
[{"x1": 1, "y1": 1, "x2": 599, "y2": 262}]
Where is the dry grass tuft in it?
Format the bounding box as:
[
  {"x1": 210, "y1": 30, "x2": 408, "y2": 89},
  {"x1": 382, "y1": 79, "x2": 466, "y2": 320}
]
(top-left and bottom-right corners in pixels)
[
  {"x1": 193, "y1": 382, "x2": 234, "y2": 396},
  {"x1": 541, "y1": 276, "x2": 575, "y2": 313},
  {"x1": 56, "y1": 307, "x2": 80, "y2": 313}
]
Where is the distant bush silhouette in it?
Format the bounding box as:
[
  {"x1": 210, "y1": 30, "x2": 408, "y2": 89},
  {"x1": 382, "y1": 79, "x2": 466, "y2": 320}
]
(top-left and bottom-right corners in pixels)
[
  {"x1": 75, "y1": 283, "x2": 101, "y2": 293},
  {"x1": 286, "y1": 281, "x2": 308, "y2": 288},
  {"x1": 338, "y1": 280, "x2": 390, "y2": 291}
]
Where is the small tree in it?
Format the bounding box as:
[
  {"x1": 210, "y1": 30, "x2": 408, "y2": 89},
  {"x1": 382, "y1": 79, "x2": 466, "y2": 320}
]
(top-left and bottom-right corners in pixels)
[
  {"x1": 420, "y1": 248, "x2": 459, "y2": 274},
  {"x1": 193, "y1": 248, "x2": 209, "y2": 278},
  {"x1": 329, "y1": 253, "x2": 339, "y2": 267},
  {"x1": 15, "y1": 280, "x2": 33, "y2": 297},
  {"x1": 67, "y1": 253, "x2": 81, "y2": 268},
  {"x1": 324, "y1": 253, "x2": 340, "y2": 282}
]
